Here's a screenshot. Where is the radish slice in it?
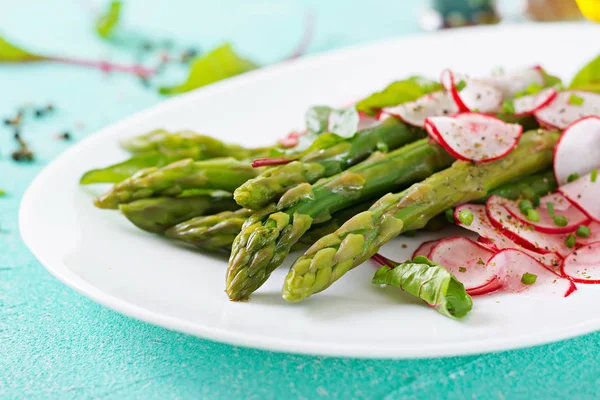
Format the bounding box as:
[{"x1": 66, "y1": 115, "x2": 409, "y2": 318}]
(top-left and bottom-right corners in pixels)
[
  {"x1": 553, "y1": 116, "x2": 600, "y2": 185},
  {"x1": 467, "y1": 278, "x2": 503, "y2": 296},
  {"x1": 455, "y1": 203, "x2": 562, "y2": 271},
  {"x1": 440, "y1": 69, "x2": 503, "y2": 113},
  {"x1": 540, "y1": 192, "x2": 571, "y2": 211},
  {"x1": 503, "y1": 195, "x2": 590, "y2": 234},
  {"x1": 357, "y1": 111, "x2": 381, "y2": 130},
  {"x1": 412, "y1": 239, "x2": 438, "y2": 259},
  {"x1": 534, "y1": 91, "x2": 600, "y2": 129},
  {"x1": 488, "y1": 249, "x2": 576, "y2": 297},
  {"x1": 428, "y1": 236, "x2": 497, "y2": 292},
  {"x1": 512, "y1": 88, "x2": 557, "y2": 116},
  {"x1": 487, "y1": 196, "x2": 573, "y2": 256},
  {"x1": 425, "y1": 113, "x2": 522, "y2": 163},
  {"x1": 479, "y1": 67, "x2": 545, "y2": 99},
  {"x1": 381, "y1": 91, "x2": 459, "y2": 128},
  {"x1": 559, "y1": 171, "x2": 600, "y2": 223},
  {"x1": 561, "y1": 241, "x2": 600, "y2": 284}
]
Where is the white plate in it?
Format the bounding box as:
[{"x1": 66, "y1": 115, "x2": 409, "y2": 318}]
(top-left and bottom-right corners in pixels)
[{"x1": 21, "y1": 23, "x2": 600, "y2": 359}]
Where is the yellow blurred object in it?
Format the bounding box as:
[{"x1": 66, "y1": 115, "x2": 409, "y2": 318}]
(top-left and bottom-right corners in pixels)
[
  {"x1": 525, "y1": 0, "x2": 582, "y2": 21},
  {"x1": 576, "y1": 0, "x2": 600, "y2": 21}
]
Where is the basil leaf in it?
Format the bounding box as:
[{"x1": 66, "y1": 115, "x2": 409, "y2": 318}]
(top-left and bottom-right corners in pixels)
[
  {"x1": 0, "y1": 36, "x2": 45, "y2": 62},
  {"x1": 356, "y1": 76, "x2": 443, "y2": 115},
  {"x1": 569, "y1": 55, "x2": 600, "y2": 93},
  {"x1": 372, "y1": 255, "x2": 473, "y2": 319},
  {"x1": 159, "y1": 43, "x2": 258, "y2": 95},
  {"x1": 305, "y1": 106, "x2": 359, "y2": 138},
  {"x1": 96, "y1": 0, "x2": 122, "y2": 39}
]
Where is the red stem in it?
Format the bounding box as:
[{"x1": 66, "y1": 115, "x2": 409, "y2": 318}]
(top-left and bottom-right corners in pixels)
[
  {"x1": 48, "y1": 56, "x2": 156, "y2": 77},
  {"x1": 371, "y1": 253, "x2": 395, "y2": 268},
  {"x1": 252, "y1": 157, "x2": 293, "y2": 168}
]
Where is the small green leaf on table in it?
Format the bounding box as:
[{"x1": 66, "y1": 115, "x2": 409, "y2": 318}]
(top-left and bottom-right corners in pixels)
[{"x1": 96, "y1": 0, "x2": 122, "y2": 39}]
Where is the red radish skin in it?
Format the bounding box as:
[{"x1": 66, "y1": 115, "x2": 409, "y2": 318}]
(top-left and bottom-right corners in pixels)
[
  {"x1": 488, "y1": 249, "x2": 576, "y2": 297},
  {"x1": 512, "y1": 88, "x2": 557, "y2": 116},
  {"x1": 561, "y1": 241, "x2": 600, "y2": 284},
  {"x1": 428, "y1": 236, "x2": 498, "y2": 291},
  {"x1": 440, "y1": 69, "x2": 503, "y2": 113},
  {"x1": 381, "y1": 91, "x2": 459, "y2": 128},
  {"x1": 534, "y1": 91, "x2": 600, "y2": 129},
  {"x1": 559, "y1": 171, "x2": 600, "y2": 223},
  {"x1": 553, "y1": 116, "x2": 600, "y2": 185},
  {"x1": 412, "y1": 240, "x2": 439, "y2": 259},
  {"x1": 425, "y1": 113, "x2": 522, "y2": 163},
  {"x1": 478, "y1": 67, "x2": 545, "y2": 99},
  {"x1": 467, "y1": 277, "x2": 503, "y2": 296},
  {"x1": 456, "y1": 203, "x2": 562, "y2": 271},
  {"x1": 503, "y1": 195, "x2": 590, "y2": 234},
  {"x1": 486, "y1": 196, "x2": 573, "y2": 257}
]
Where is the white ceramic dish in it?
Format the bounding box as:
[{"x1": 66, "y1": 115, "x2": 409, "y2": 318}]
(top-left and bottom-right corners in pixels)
[{"x1": 20, "y1": 23, "x2": 600, "y2": 358}]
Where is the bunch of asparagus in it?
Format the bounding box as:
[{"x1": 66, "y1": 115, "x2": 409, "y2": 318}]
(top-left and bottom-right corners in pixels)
[{"x1": 85, "y1": 105, "x2": 560, "y2": 316}]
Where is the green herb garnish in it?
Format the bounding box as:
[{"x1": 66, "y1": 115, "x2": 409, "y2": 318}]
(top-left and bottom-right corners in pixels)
[
  {"x1": 521, "y1": 273, "x2": 537, "y2": 285},
  {"x1": 546, "y1": 202, "x2": 555, "y2": 218},
  {"x1": 96, "y1": 0, "x2": 122, "y2": 39},
  {"x1": 458, "y1": 210, "x2": 474, "y2": 226},
  {"x1": 526, "y1": 209, "x2": 540, "y2": 223},
  {"x1": 568, "y1": 173, "x2": 580, "y2": 183},
  {"x1": 576, "y1": 225, "x2": 591, "y2": 238},
  {"x1": 568, "y1": 93, "x2": 584, "y2": 106},
  {"x1": 565, "y1": 234, "x2": 576, "y2": 248},
  {"x1": 502, "y1": 99, "x2": 515, "y2": 114},
  {"x1": 592, "y1": 170, "x2": 598, "y2": 183},
  {"x1": 519, "y1": 199, "x2": 533, "y2": 215},
  {"x1": 553, "y1": 215, "x2": 568, "y2": 227},
  {"x1": 455, "y1": 80, "x2": 467, "y2": 92}
]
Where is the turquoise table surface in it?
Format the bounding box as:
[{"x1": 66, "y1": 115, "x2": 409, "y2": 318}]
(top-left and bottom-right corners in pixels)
[{"x1": 2, "y1": 1, "x2": 600, "y2": 399}]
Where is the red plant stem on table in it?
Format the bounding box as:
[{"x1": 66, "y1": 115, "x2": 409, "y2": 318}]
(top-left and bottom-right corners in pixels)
[
  {"x1": 48, "y1": 57, "x2": 156, "y2": 77},
  {"x1": 252, "y1": 157, "x2": 293, "y2": 168},
  {"x1": 371, "y1": 253, "x2": 395, "y2": 268}
]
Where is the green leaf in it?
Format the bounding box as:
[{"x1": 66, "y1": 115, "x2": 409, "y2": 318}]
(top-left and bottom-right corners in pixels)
[
  {"x1": 372, "y1": 255, "x2": 473, "y2": 319},
  {"x1": 0, "y1": 36, "x2": 45, "y2": 62},
  {"x1": 305, "y1": 106, "x2": 359, "y2": 137},
  {"x1": 80, "y1": 152, "x2": 174, "y2": 184},
  {"x1": 356, "y1": 76, "x2": 443, "y2": 115},
  {"x1": 96, "y1": 0, "x2": 122, "y2": 39},
  {"x1": 570, "y1": 54, "x2": 600, "y2": 91},
  {"x1": 159, "y1": 43, "x2": 259, "y2": 95}
]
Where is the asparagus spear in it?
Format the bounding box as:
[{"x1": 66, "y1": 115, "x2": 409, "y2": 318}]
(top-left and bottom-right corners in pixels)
[
  {"x1": 121, "y1": 129, "x2": 275, "y2": 160},
  {"x1": 282, "y1": 129, "x2": 559, "y2": 302},
  {"x1": 226, "y1": 138, "x2": 457, "y2": 300},
  {"x1": 94, "y1": 158, "x2": 265, "y2": 209},
  {"x1": 234, "y1": 118, "x2": 425, "y2": 210},
  {"x1": 119, "y1": 193, "x2": 238, "y2": 233}
]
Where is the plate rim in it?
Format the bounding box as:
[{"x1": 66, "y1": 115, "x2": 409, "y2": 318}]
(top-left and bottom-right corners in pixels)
[{"x1": 20, "y1": 22, "x2": 600, "y2": 359}]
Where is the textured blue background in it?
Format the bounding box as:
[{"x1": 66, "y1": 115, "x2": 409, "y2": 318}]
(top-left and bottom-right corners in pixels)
[{"x1": 2, "y1": 0, "x2": 599, "y2": 398}]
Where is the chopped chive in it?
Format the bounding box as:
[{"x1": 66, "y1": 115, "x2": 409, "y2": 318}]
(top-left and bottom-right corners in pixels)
[
  {"x1": 521, "y1": 273, "x2": 537, "y2": 285},
  {"x1": 565, "y1": 234, "x2": 576, "y2": 248},
  {"x1": 546, "y1": 202, "x2": 555, "y2": 218},
  {"x1": 526, "y1": 209, "x2": 540, "y2": 222},
  {"x1": 519, "y1": 199, "x2": 533, "y2": 215},
  {"x1": 458, "y1": 210, "x2": 474, "y2": 226},
  {"x1": 567, "y1": 173, "x2": 580, "y2": 183},
  {"x1": 553, "y1": 215, "x2": 568, "y2": 227},
  {"x1": 576, "y1": 225, "x2": 591, "y2": 238},
  {"x1": 502, "y1": 99, "x2": 515, "y2": 114},
  {"x1": 592, "y1": 169, "x2": 598, "y2": 183},
  {"x1": 532, "y1": 196, "x2": 540, "y2": 208},
  {"x1": 455, "y1": 80, "x2": 467, "y2": 92},
  {"x1": 568, "y1": 94, "x2": 584, "y2": 106},
  {"x1": 445, "y1": 208, "x2": 455, "y2": 224}
]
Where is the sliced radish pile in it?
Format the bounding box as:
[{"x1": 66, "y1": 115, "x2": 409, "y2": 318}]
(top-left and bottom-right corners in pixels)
[
  {"x1": 381, "y1": 91, "x2": 459, "y2": 128},
  {"x1": 425, "y1": 113, "x2": 522, "y2": 163},
  {"x1": 561, "y1": 241, "x2": 600, "y2": 284},
  {"x1": 440, "y1": 69, "x2": 503, "y2": 113},
  {"x1": 412, "y1": 240, "x2": 437, "y2": 259},
  {"x1": 478, "y1": 66, "x2": 545, "y2": 99},
  {"x1": 503, "y1": 194, "x2": 590, "y2": 234},
  {"x1": 487, "y1": 196, "x2": 573, "y2": 257},
  {"x1": 512, "y1": 88, "x2": 558, "y2": 116},
  {"x1": 454, "y1": 204, "x2": 562, "y2": 270},
  {"x1": 559, "y1": 171, "x2": 600, "y2": 223},
  {"x1": 553, "y1": 116, "x2": 600, "y2": 185},
  {"x1": 540, "y1": 192, "x2": 571, "y2": 211},
  {"x1": 534, "y1": 91, "x2": 600, "y2": 129},
  {"x1": 488, "y1": 249, "x2": 576, "y2": 297},
  {"x1": 428, "y1": 237, "x2": 498, "y2": 294}
]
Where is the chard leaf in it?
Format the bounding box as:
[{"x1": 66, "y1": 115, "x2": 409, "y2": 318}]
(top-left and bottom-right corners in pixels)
[
  {"x1": 305, "y1": 106, "x2": 359, "y2": 137},
  {"x1": 372, "y1": 255, "x2": 473, "y2": 319},
  {"x1": 356, "y1": 76, "x2": 443, "y2": 115},
  {"x1": 569, "y1": 54, "x2": 600, "y2": 93},
  {"x1": 96, "y1": 0, "x2": 122, "y2": 39},
  {"x1": 0, "y1": 36, "x2": 45, "y2": 62},
  {"x1": 159, "y1": 43, "x2": 258, "y2": 95}
]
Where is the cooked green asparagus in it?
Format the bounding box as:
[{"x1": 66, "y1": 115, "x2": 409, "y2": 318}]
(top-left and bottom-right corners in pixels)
[
  {"x1": 226, "y1": 138, "x2": 456, "y2": 300},
  {"x1": 234, "y1": 118, "x2": 425, "y2": 210},
  {"x1": 282, "y1": 129, "x2": 559, "y2": 302}
]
